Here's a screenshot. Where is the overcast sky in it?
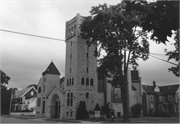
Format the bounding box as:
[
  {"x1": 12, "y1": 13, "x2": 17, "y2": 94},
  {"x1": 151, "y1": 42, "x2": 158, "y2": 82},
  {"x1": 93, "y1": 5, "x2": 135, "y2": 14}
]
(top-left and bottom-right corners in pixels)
[{"x1": 1, "y1": 0, "x2": 178, "y2": 89}]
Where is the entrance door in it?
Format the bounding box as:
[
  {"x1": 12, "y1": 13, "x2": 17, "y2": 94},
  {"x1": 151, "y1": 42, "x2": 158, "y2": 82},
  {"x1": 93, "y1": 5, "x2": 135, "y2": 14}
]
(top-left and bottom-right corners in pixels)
[
  {"x1": 55, "y1": 101, "x2": 59, "y2": 118},
  {"x1": 50, "y1": 94, "x2": 60, "y2": 118}
]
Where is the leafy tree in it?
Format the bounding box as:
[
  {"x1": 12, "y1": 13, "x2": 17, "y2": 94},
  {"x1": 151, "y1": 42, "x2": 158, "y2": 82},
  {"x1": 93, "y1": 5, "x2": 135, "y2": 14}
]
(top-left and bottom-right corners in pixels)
[
  {"x1": 141, "y1": 0, "x2": 179, "y2": 76},
  {"x1": 0, "y1": 70, "x2": 10, "y2": 90},
  {"x1": 80, "y1": 0, "x2": 149, "y2": 122}
]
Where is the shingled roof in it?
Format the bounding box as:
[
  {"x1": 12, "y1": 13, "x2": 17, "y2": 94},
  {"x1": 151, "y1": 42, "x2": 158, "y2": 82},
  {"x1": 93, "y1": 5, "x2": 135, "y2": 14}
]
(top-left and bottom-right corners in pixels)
[
  {"x1": 143, "y1": 85, "x2": 156, "y2": 94},
  {"x1": 143, "y1": 84, "x2": 179, "y2": 94},
  {"x1": 159, "y1": 84, "x2": 179, "y2": 94},
  {"x1": 42, "y1": 62, "x2": 60, "y2": 75}
]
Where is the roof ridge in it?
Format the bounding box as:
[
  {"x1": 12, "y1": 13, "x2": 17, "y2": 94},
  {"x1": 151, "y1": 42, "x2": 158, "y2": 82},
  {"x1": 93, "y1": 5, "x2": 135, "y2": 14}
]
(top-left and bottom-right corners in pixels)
[{"x1": 42, "y1": 61, "x2": 61, "y2": 75}]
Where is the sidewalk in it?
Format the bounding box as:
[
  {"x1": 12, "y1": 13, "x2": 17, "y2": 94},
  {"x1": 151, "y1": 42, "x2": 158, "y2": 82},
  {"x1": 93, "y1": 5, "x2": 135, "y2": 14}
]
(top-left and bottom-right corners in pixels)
[{"x1": 2, "y1": 115, "x2": 179, "y2": 123}]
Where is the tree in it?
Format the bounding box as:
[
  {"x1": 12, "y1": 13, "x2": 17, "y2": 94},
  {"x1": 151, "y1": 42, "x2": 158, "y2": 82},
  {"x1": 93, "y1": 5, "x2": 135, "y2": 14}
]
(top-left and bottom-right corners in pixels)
[
  {"x1": 0, "y1": 70, "x2": 10, "y2": 90},
  {"x1": 80, "y1": 1, "x2": 149, "y2": 122},
  {"x1": 141, "y1": 0, "x2": 179, "y2": 76},
  {"x1": 94, "y1": 103, "x2": 101, "y2": 112},
  {"x1": 76, "y1": 101, "x2": 89, "y2": 119},
  {"x1": 131, "y1": 103, "x2": 143, "y2": 117}
]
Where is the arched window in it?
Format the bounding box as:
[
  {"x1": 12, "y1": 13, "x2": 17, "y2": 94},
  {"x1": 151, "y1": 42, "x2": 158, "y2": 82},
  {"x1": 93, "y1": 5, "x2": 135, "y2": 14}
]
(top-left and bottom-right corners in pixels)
[
  {"x1": 70, "y1": 78, "x2": 71, "y2": 86},
  {"x1": 86, "y1": 92, "x2": 89, "y2": 98},
  {"x1": 90, "y1": 78, "x2": 93, "y2": 86},
  {"x1": 81, "y1": 78, "x2": 84, "y2": 85},
  {"x1": 68, "y1": 28, "x2": 71, "y2": 38},
  {"x1": 72, "y1": 78, "x2": 74, "y2": 85},
  {"x1": 74, "y1": 25, "x2": 76, "y2": 35},
  {"x1": 67, "y1": 79, "x2": 69, "y2": 86},
  {"x1": 38, "y1": 87, "x2": 41, "y2": 93},
  {"x1": 86, "y1": 78, "x2": 89, "y2": 85},
  {"x1": 71, "y1": 27, "x2": 73, "y2": 36}
]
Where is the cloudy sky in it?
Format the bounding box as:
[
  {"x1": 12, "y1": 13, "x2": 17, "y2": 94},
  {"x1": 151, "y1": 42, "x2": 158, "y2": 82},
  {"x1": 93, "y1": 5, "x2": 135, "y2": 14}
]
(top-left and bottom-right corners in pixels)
[{"x1": 1, "y1": 0, "x2": 178, "y2": 89}]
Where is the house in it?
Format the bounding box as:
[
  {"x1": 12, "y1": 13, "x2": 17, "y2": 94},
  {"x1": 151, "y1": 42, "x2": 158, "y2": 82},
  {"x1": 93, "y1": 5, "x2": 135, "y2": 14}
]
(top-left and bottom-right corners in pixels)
[
  {"x1": 142, "y1": 81, "x2": 179, "y2": 116},
  {"x1": 11, "y1": 86, "x2": 37, "y2": 115}
]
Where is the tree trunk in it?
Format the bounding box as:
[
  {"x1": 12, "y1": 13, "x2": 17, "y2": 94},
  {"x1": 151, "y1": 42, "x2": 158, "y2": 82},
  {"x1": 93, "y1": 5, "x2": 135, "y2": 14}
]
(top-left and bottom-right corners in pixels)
[{"x1": 121, "y1": 74, "x2": 130, "y2": 122}]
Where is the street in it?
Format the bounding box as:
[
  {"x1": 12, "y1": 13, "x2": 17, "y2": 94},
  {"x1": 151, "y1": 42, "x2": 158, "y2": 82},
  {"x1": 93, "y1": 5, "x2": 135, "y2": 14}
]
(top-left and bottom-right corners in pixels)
[
  {"x1": 0, "y1": 115, "x2": 179, "y2": 123},
  {"x1": 0, "y1": 116, "x2": 50, "y2": 123}
]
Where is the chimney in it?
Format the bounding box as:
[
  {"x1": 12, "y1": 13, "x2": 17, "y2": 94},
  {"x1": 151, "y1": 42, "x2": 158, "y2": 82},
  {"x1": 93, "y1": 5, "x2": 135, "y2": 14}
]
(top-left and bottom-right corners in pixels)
[{"x1": 153, "y1": 81, "x2": 156, "y2": 87}]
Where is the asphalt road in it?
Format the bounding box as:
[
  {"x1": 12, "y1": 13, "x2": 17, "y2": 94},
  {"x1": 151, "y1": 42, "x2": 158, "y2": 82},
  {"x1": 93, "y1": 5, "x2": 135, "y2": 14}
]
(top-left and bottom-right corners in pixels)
[{"x1": 0, "y1": 116, "x2": 50, "y2": 123}]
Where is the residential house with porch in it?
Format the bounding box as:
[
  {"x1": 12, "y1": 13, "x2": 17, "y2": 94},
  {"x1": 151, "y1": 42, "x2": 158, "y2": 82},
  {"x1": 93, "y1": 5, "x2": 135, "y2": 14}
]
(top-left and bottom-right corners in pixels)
[
  {"x1": 11, "y1": 86, "x2": 37, "y2": 115},
  {"x1": 142, "y1": 81, "x2": 179, "y2": 116}
]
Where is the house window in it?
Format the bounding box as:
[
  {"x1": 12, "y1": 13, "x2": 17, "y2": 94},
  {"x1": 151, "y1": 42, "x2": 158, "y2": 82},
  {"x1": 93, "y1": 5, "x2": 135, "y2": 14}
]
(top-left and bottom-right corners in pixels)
[
  {"x1": 70, "y1": 68, "x2": 71, "y2": 73},
  {"x1": 38, "y1": 87, "x2": 41, "y2": 93},
  {"x1": 90, "y1": 78, "x2": 93, "y2": 86},
  {"x1": 87, "y1": 68, "x2": 88, "y2": 73},
  {"x1": 72, "y1": 78, "x2": 74, "y2": 85},
  {"x1": 168, "y1": 95, "x2": 173, "y2": 101},
  {"x1": 87, "y1": 53, "x2": 89, "y2": 58},
  {"x1": 67, "y1": 112, "x2": 69, "y2": 117},
  {"x1": 70, "y1": 93, "x2": 73, "y2": 106},
  {"x1": 175, "y1": 104, "x2": 179, "y2": 112},
  {"x1": 31, "y1": 91, "x2": 34, "y2": 96},
  {"x1": 86, "y1": 78, "x2": 89, "y2": 85},
  {"x1": 86, "y1": 93, "x2": 89, "y2": 98},
  {"x1": 150, "y1": 95, "x2": 154, "y2": 100},
  {"x1": 37, "y1": 97, "x2": 41, "y2": 106},
  {"x1": 67, "y1": 79, "x2": 69, "y2": 86},
  {"x1": 67, "y1": 93, "x2": 70, "y2": 106},
  {"x1": 81, "y1": 78, "x2": 84, "y2": 85}
]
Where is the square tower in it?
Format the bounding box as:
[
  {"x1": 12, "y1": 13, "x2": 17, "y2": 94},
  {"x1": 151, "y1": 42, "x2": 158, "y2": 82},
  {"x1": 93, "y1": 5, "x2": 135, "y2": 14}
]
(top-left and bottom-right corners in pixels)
[{"x1": 64, "y1": 13, "x2": 100, "y2": 119}]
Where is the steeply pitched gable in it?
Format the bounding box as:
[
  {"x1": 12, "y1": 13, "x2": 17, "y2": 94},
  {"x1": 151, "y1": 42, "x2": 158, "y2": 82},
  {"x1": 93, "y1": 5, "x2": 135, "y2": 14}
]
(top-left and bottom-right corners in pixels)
[
  {"x1": 159, "y1": 84, "x2": 179, "y2": 94},
  {"x1": 42, "y1": 62, "x2": 61, "y2": 75}
]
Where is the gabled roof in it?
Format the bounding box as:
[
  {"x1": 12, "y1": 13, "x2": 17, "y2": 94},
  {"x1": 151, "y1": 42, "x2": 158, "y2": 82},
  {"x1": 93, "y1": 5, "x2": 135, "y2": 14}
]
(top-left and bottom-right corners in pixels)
[
  {"x1": 42, "y1": 62, "x2": 60, "y2": 75},
  {"x1": 143, "y1": 85, "x2": 156, "y2": 94},
  {"x1": 143, "y1": 84, "x2": 180, "y2": 94},
  {"x1": 159, "y1": 84, "x2": 179, "y2": 94},
  {"x1": 14, "y1": 86, "x2": 37, "y2": 98},
  {"x1": 47, "y1": 86, "x2": 65, "y2": 98}
]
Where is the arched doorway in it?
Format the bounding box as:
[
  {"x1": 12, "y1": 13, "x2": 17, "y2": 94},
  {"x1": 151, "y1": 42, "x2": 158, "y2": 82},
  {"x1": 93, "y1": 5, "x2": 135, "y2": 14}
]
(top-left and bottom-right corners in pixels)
[{"x1": 50, "y1": 94, "x2": 60, "y2": 118}]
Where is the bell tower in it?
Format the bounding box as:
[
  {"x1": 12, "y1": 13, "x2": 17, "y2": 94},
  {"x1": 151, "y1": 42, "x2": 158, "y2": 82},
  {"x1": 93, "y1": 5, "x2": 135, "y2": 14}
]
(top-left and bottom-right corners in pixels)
[{"x1": 64, "y1": 13, "x2": 99, "y2": 119}]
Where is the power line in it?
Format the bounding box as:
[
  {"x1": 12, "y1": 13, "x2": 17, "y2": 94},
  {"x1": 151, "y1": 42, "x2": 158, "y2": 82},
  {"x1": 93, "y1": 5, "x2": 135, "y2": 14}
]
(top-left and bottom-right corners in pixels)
[
  {"x1": 1, "y1": 28, "x2": 177, "y2": 65},
  {"x1": 149, "y1": 55, "x2": 178, "y2": 66},
  {"x1": 0, "y1": 29, "x2": 65, "y2": 42}
]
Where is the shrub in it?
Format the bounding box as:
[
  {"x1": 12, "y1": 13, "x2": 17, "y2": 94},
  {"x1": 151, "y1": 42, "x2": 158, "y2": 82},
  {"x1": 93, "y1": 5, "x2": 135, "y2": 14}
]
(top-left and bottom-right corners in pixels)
[
  {"x1": 154, "y1": 111, "x2": 171, "y2": 117},
  {"x1": 76, "y1": 101, "x2": 89, "y2": 120},
  {"x1": 101, "y1": 103, "x2": 110, "y2": 117},
  {"x1": 94, "y1": 104, "x2": 101, "y2": 112},
  {"x1": 131, "y1": 103, "x2": 143, "y2": 117}
]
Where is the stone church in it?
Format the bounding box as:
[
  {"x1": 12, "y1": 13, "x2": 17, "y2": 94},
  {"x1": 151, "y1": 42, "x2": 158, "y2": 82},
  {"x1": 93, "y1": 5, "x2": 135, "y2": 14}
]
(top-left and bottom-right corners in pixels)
[{"x1": 36, "y1": 13, "x2": 142, "y2": 119}]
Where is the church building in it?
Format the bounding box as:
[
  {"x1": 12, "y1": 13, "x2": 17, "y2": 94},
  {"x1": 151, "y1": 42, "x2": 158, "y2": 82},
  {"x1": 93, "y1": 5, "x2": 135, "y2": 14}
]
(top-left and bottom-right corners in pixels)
[{"x1": 36, "y1": 13, "x2": 142, "y2": 119}]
